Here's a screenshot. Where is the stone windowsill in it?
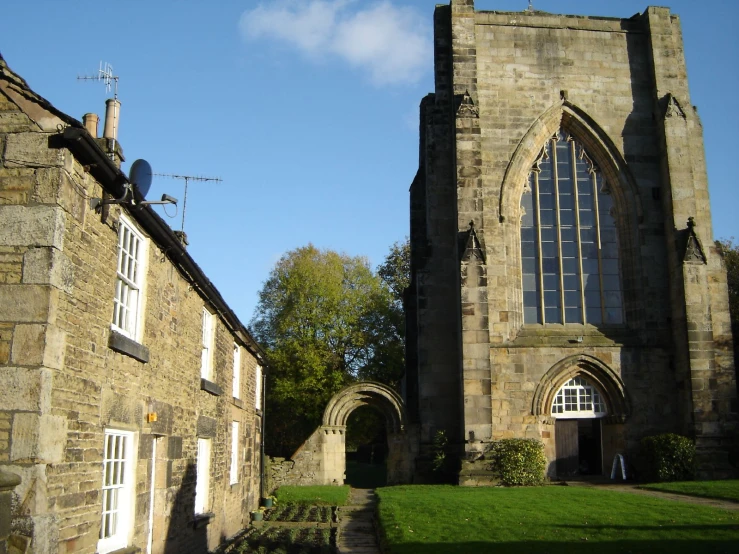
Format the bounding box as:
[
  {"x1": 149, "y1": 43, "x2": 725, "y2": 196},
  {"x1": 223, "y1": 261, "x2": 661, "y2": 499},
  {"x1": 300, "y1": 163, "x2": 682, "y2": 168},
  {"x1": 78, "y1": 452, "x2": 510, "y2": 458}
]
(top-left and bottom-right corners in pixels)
[
  {"x1": 508, "y1": 324, "x2": 640, "y2": 348},
  {"x1": 232, "y1": 397, "x2": 244, "y2": 409},
  {"x1": 109, "y1": 546, "x2": 141, "y2": 554},
  {"x1": 193, "y1": 512, "x2": 215, "y2": 529},
  {"x1": 109, "y1": 330, "x2": 150, "y2": 363},
  {"x1": 200, "y1": 378, "x2": 223, "y2": 396}
]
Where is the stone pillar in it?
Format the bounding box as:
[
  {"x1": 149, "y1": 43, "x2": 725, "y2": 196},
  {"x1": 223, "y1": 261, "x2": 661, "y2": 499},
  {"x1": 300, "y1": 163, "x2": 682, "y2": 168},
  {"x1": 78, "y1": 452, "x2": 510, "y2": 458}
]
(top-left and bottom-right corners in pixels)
[
  {"x1": 320, "y1": 426, "x2": 345, "y2": 485},
  {"x1": 0, "y1": 469, "x2": 21, "y2": 554},
  {"x1": 644, "y1": 7, "x2": 737, "y2": 476},
  {"x1": 460, "y1": 225, "x2": 491, "y2": 453}
]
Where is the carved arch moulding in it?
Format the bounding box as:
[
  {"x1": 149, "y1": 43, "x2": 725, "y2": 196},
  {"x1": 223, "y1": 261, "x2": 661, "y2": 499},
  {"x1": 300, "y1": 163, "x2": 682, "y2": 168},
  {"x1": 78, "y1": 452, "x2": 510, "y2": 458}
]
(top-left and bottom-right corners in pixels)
[
  {"x1": 497, "y1": 100, "x2": 643, "y2": 229},
  {"x1": 531, "y1": 354, "x2": 631, "y2": 422},
  {"x1": 322, "y1": 381, "x2": 407, "y2": 434}
]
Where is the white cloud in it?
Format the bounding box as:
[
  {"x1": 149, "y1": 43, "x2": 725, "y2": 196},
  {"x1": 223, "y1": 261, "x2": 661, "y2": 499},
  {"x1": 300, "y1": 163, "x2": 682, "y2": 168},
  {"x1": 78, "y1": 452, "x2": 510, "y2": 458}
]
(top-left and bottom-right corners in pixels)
[{"x1": 239, "y1": 0, "x2": 431, "y2": 86}]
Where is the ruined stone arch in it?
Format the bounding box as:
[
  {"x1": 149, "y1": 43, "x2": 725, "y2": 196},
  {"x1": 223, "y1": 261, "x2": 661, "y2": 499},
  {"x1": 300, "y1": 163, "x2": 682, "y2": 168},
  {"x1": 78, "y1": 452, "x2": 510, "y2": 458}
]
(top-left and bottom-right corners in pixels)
[
  {"x1": 322, "y1": 381, "x2": 407, "y2": 434},
  {"x1": 532, "y1": 354, "x2": 630, "y2": 420}
]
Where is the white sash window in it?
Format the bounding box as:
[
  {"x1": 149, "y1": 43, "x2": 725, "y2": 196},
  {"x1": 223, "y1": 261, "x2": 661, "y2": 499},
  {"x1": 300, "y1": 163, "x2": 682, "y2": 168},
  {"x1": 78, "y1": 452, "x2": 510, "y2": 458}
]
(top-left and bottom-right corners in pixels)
[
  {"x1": 112, "y1": 216, "x2": 146, "y2": 339},
  {"x1": 98, "y1": 430, "x2": 135, "y2": 554}
]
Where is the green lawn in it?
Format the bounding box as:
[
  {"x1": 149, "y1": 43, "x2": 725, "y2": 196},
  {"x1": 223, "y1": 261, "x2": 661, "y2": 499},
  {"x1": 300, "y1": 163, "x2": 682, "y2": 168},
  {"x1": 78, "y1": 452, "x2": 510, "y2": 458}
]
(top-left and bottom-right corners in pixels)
[
  {"x1": 273, "y1": 485, "x2": 351, "y2": 506},
  {"x1": 640, "y1": 480, "x2": 739, "y2": 503},
  {"x1": 376, "y1": 485, "x2": 739, "y2": 553}
]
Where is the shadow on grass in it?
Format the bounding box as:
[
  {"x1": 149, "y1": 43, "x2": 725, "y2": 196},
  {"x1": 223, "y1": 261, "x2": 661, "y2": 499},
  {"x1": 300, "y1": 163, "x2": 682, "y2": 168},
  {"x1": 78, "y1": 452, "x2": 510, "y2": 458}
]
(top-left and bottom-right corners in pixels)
[
  {"x1": 386, "y1": 539, "x2": 739, "y2": 554},
  {"x1": 554, "y1": 524, "x2": 739, "y2": 532}
]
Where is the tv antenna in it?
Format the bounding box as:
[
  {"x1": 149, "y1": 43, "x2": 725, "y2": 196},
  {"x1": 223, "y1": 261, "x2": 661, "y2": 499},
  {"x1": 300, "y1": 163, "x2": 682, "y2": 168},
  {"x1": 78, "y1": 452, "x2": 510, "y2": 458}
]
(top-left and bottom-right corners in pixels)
[
  {"x1": 78, "y1": 61, "x2": 119, "y2": 99},
  {"x1": 78, "y1": 62, "x2": 120, "y2": 160},
  {"x1": 154, "y1": 173, "x2": 222, "y2": 233}
]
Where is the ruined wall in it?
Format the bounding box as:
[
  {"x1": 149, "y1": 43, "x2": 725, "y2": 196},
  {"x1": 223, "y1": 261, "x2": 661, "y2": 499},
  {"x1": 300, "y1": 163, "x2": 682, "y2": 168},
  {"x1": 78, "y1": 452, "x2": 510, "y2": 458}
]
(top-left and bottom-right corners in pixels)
[{"x1": 0, "y1": 65, "x2": 263, "y2": 553}]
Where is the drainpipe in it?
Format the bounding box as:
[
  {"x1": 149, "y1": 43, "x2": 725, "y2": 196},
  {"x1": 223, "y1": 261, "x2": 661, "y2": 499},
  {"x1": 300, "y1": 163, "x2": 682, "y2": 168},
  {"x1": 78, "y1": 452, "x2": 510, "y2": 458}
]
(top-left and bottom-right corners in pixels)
[{"x1": 259, "y1": 366, "x2": 267, "y2": 501}]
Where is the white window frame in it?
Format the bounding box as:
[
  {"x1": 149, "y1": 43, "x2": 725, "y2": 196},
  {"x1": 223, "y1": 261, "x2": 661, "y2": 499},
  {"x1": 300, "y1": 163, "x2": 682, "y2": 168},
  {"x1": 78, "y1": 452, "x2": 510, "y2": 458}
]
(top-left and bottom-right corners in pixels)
[
  {"x1": 255, "y1": 365, "x2": 263, "y2": 411},
  {"x1": 230, "y1": 421, "x2": 239, "y2": 485},
  {"x1": 112, "y1": 215, "x2": 147, "y2": 340},
  {"x1": 98, "y1": 429, "x2": 136, "y2": 554},
  {"x1": 551, "y1": 376, "x2": 607, "y2": 419},
  {"x1": 232, "y1": 343, "x2": 241, "y2": 399},
  {"x1": 195, "y1": 438, "x2": 211, "y2": 514},
  {"x1": 201, "y1": 308, "x2": 215, "y2": 380}
]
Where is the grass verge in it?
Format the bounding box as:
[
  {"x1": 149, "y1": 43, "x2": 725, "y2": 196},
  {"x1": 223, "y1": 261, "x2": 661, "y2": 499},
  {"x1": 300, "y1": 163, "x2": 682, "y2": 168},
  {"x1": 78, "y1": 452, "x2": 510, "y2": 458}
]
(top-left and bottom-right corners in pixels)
[
  {"x1": 639, "y1": 480, "x2": 739, "y2": 503},
  {"x1": 274, "y1": 485, "x2": 350, "y2": 506},
  {"x1": 376, "y1": 485, "x2": 739, "y2": 553}
]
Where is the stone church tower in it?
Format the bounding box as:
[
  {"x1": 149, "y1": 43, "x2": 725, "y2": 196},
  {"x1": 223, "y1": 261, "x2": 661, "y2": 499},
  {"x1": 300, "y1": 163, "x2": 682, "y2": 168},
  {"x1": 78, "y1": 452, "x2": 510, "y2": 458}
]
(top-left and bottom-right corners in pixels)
[{"x1": 406, "y1": 0, "x2": 737, "y2": 480}]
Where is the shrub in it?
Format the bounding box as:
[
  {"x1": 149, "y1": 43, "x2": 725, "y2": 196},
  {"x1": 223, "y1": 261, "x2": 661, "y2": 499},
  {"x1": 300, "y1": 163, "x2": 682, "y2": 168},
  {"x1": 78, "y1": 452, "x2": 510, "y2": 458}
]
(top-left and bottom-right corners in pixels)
[
  {"x1": 641, "y1": 433, "x2": 695, "y2": 482},
  {"x1": 488, "y1": 438, "x2": 547, "y2": 486},
  {"x1": 431, "y1": 430, "x2": 449, "y2": 473},
  {"x1": 430, "y1": 430, "x2": 458, "y2": 483}
]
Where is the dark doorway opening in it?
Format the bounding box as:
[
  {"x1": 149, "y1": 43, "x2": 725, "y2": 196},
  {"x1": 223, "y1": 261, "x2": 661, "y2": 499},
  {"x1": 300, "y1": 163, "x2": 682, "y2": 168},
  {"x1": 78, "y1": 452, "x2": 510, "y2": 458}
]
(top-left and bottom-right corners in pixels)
[
  {"x1": 555, "y1": 419, "x2": 602, "y2": 478},
  {"x1": 345, "y1": 406, "x2": 387, "y2": 488}
]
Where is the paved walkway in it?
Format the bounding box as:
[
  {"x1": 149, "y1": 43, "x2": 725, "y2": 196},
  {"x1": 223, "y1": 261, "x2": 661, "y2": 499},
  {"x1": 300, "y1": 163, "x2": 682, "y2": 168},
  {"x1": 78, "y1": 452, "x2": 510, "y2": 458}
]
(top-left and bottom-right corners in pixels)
[
  {"x1": 337, "y1": 488, "x2": 382, "y2": 554},
  {"x1": 565, "y1": 480, "x2": 739, "y2": 511}
]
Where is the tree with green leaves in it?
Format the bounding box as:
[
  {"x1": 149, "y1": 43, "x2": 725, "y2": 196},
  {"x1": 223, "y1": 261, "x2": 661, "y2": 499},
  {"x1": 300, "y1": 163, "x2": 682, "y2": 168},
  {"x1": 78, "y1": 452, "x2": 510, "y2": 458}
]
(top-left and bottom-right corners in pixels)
[
  {"x1": 377, "y1": 238, "x2": 410, "y2": 307},
  {"x1": 251, "y1": 244, "x2": 406, "y2": 457},
  {"x1": 716, "y1": 238, "x2": 739, "y2": 374}
]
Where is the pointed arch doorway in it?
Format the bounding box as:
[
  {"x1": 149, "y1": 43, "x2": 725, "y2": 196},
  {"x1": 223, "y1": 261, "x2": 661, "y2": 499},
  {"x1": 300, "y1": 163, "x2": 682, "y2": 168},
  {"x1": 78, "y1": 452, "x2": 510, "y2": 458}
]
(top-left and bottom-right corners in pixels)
[
  {"x1": 552, "y1": 376, "x2": 608, "y2": 476},
  {"x1": 533, "y1": 355, "x2": 630, "y2": 478}
]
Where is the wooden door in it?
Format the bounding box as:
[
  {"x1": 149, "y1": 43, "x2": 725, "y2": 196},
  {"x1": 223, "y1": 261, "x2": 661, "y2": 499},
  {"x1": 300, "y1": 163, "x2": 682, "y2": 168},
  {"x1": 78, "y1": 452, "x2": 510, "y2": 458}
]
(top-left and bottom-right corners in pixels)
[{"x1": 555, "y1": 420, "x2": 579, "y2": 477}]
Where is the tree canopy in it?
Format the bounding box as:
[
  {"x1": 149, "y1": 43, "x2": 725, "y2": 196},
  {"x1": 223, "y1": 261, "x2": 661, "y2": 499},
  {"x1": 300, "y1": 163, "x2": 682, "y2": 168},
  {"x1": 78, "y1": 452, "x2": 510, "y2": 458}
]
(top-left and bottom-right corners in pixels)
[
  {"x1": 716, "y1": 238, "x2": 739, "y2": 374},
  {"x1": 251, "y1": 243, "x2": 407, "y2": 457}
]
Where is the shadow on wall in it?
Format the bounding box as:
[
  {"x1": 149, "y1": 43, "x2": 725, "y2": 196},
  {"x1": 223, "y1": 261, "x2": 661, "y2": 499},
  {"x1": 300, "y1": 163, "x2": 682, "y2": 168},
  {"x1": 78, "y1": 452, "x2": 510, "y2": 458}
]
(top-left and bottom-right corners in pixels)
[{"x1": 163, "y1": 463, "x2": 208, "y2": 554}]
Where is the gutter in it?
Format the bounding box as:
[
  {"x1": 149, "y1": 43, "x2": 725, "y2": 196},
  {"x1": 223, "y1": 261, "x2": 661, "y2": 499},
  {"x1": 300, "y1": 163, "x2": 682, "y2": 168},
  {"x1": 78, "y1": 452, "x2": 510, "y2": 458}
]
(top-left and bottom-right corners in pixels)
[{"x1": 62, "y1": 126, "x2": 266, "y2": 361}]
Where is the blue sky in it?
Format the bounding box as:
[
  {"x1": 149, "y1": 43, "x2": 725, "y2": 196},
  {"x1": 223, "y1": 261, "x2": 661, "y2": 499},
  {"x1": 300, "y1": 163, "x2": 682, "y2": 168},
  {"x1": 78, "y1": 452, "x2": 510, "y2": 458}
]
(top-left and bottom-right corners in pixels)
[{"x1": 2, "y1": 0, "x2": 737, "y2": 325}]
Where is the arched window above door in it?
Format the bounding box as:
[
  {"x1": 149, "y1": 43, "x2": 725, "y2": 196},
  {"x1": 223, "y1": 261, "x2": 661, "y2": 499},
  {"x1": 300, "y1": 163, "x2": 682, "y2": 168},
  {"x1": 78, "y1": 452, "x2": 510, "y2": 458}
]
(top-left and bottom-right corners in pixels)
[
  {"x1": 520, "y1": 131, "x2": 623, "y2": 325},
  {"x1": 551, "y1": 376, "x2": 607, "y2": 418}
]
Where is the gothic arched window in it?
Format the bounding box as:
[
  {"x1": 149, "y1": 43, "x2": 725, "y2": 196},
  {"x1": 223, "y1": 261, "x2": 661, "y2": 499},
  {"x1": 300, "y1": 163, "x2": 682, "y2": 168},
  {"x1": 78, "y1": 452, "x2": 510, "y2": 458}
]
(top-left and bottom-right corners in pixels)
[
  {"x1": 551, "y1": 376, "x2": 607, "y2": 418},
  {"x1": 520, "y1": 132, "x2": 623, "y2": 325}
]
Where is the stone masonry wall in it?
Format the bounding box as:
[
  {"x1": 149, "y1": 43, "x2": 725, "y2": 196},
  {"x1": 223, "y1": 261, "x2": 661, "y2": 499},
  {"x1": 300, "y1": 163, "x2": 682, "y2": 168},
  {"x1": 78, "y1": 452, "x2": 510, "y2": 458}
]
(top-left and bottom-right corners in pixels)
[
  {"x1": 0, "y1": 68, "x2": 264, "y2": 553},
  {"x1": 409, "y1": 1, "x2": 736, "y2": 480}
]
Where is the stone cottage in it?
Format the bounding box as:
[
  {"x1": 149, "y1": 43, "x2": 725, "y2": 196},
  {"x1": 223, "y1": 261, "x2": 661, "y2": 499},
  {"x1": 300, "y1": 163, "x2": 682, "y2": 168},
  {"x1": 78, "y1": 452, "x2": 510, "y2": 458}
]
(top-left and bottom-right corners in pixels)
[
  {"x1": 0, "y1": 54, "x2": 266, "y2": 553},
  {"x1": 405, "y1": 0, "x2": 737, "y2": 481}
]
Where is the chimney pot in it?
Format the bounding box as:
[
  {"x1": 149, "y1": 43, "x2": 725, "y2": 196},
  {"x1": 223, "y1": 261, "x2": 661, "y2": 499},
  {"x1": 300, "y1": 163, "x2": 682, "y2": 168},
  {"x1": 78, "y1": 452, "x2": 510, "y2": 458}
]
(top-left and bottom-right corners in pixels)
[
  {"x1": 82, "y1": 113, "x2": 99, "y2": 138},
  {"x1": 103, "y1": 99, "x2": 121, "y2": 141}
]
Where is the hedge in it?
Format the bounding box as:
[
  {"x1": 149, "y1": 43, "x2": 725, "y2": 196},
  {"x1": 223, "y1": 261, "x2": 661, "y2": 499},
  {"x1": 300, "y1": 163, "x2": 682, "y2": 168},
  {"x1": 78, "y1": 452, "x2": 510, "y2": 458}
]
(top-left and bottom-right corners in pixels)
[{"x1": 641, "y1": 433, "x2": 695, "y2": 482}]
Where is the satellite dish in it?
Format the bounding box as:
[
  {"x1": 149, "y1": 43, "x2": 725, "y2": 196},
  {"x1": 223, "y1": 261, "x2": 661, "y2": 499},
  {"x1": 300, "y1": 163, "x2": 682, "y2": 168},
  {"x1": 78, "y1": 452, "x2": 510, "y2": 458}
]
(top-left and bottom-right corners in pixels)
[{"x1": 129, "y1": 159, "x2": 153, "y2": 198}]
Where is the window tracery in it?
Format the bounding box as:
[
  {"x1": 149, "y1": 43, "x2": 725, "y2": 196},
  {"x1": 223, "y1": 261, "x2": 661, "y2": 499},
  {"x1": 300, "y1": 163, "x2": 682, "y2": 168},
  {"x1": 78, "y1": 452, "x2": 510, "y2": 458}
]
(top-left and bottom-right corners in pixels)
[{"x1": 520, "y1": 131, "x2": 623, "y2": 324}]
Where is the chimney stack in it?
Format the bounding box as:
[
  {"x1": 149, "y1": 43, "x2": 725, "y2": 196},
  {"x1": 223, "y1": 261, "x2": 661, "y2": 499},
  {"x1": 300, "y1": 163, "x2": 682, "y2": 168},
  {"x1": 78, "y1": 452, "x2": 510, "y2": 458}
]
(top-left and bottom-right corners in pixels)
[
  {"x1": 103, "y1": 99, "x2": 120, "y2": 141},
  {"x1": 82, "y1": 113, "x2": 99, "y2": 138}
]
